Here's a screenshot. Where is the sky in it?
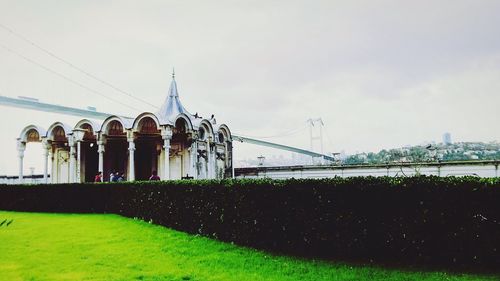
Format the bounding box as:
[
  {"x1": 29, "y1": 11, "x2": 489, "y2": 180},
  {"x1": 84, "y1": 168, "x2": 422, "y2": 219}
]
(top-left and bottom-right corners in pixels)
[{"x1": 1, "y1": 0, "x2": 500, "y2": 174}]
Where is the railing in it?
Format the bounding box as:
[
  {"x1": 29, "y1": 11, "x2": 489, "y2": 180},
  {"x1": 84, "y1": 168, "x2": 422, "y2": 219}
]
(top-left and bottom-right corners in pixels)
[
  {"x1": 235, "y1": 160, "x2": 500, "y2": 179},
  {"x1": 0, "y1": 174, "x2": 49, "y2": 185}
]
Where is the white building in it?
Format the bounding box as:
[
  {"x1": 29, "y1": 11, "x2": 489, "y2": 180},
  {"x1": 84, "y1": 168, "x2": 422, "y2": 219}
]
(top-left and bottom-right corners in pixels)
[{"x1": 16, "y1": 74, "x2": 233, "y2": 183}]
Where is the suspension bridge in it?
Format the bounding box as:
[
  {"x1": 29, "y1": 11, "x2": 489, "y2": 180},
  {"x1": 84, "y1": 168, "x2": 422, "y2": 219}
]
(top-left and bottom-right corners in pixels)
[{"x1": 0, "y1": 95, "x2": 336, "y2": 162}]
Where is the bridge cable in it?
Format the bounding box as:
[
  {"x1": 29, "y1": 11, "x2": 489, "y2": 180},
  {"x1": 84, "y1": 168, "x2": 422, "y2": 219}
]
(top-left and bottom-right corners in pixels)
[
  {"x1": 234, "y1": 124, "x2": 308, "y2": 139},
  {"x1": 0, "y1": 22, "x2": 160, "y2": 110},
  {"x1": 0, "y1": 42, "x2": 145, "y2": 114}
]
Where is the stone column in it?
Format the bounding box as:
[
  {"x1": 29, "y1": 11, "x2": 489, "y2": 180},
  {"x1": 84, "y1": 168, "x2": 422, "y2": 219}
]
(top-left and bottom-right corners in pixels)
[
  {"x1": 207, "y1": 136, "x2": 213, "y2": 179},
  {"x1": 231, "y1": 146, "x2": 235, "y2": 178},
  {"x1": 17, "y1": 139, "x2": 26, "y2": 183},
  {"x1": 223, "y1": 142, "x2": 229, "y2": 168},
  {"x1": 190, "y1": 134, "x2": 198, "y2": 179},
  {"x1": 214, "y1": 145, "x2": 219, "y2": 179},
  {"x1": 127, "y1": 131, "x2": 135, "y2": 181},
  {"x1": 97, "y1": 139, "x2": 105, "y2": 178},
  {"x1": 76, "y1": 140, "x2": 82, "y2": 183},
  {"x1": 161, "y1": 127, "x2": 173, "y2": 180},
  {"x1": 50, "y1": 148, "x2": 55, "y2": 184},
  {"x1": 42, "y1": 139, "x2": 51, "y2": 184},
  {"x1": 69, "y1": 137, "x2": 76, "y2": 183}
]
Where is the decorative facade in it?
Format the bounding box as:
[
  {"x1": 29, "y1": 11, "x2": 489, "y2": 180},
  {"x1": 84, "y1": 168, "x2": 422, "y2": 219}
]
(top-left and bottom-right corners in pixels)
[{"x1": 16, "y1": 74, "x2": 233, "y2": 183}]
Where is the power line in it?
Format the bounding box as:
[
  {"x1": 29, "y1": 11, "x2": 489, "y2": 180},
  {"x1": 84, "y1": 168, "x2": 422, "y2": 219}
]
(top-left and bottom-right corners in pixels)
[
  {"x1": 0, "y1": 43, "x2": 145, "y2": 113},
  {"x1": 0, "y1": 22, "x2": 160, "y2": 110}
]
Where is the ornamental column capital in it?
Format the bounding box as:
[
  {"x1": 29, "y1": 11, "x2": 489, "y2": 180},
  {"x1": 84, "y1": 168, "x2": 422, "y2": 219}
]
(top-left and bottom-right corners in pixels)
[
  {"x1": 161, "y1": 126, "x2": 173, "y2": 140},
  {"x1": 126, "y1": 129, "x2": 135, "y2": 142},
  {"x1": 127, "y1": 132, "x2": 136, "y2": 151},
  {"x1": 97, "y1": 133, "x2": 107, "y2": 144},
  {"x1": 68, "y1": 136, "x2": 76, "y2": 147},
  {"x1": 16, "y1": 138, "x2": 26, "y2": 152},
  {"x1": 190, "y1": 131, "x2": 199, "y2": 141},
  {"x1": 41, "y1": 137, "x2": 51, "y2": 150}
]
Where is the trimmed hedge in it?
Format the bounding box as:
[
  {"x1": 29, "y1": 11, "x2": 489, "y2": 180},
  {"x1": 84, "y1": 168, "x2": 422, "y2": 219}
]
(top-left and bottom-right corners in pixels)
[{"x1": 1, "y1": 176, "x2": 499, "y2": 272}]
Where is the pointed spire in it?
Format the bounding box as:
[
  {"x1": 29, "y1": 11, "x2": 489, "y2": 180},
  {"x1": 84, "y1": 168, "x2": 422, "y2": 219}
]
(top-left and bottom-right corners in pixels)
[
  {"x1": 156, "y1": 70, "x2": 190, "y2": 124},
  {"x1": 169, "y1": 71, "x2": 178, "y2": 97}
]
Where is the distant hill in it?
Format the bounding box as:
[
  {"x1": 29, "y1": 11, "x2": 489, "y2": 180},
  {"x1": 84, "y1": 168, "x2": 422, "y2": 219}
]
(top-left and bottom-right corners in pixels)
[{"x1": 344, "y1": 141, "x2": 500, "y2": 165}]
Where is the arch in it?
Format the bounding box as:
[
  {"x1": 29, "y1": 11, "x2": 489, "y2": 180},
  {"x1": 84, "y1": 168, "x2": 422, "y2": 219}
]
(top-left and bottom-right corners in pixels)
[
  {"x1": 74, "y1": 119, "x2": 99, "y2": 133},
  {"x1": 132, "y1": 113, "x2": 161, "y2": 133},
  {"x1": 217, "y1": 124, "x2": 232, "y2": 142},
  {"x1": 173, "y1": 113, "x2": 193, "y2": 132},
  {"x1": 74, "y1": 119, "x2": 100, "y2": 140},
  {"x1": 100, "y1": 116, "x2": 130, "y2": 136},
  {"x1": 19, "y1": 125, "x2": 46, "y2": 143},
  {"x1": 199, "y1": 119, "x2": 215, "y2": 140},
  {"x1": 198, "y1": 126, "x2": 207, "y2": 141},
  {"x1": 46, "y1": 122, "x2": 72, "y2": 141}
]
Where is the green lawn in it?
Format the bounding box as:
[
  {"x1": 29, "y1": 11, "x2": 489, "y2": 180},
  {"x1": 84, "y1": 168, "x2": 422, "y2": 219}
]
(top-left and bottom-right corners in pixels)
[{"x1": 0, "y1": 211, "x2": 495, "y2": 281}]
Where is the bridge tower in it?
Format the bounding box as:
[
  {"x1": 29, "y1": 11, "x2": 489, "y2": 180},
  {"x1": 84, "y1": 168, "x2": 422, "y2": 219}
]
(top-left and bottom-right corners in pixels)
[{"x1": 307, "y1": 118, "x2": 324, "y2": 164}]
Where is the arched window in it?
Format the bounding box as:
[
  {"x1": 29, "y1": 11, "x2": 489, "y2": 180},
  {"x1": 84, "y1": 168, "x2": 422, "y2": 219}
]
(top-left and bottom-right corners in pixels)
[
  {"x1": 108, "y1": 121, "x2": 125, "y2": 136},
  {"x1": 26, "y1": 129, "x2": 40, "y2": 143},
  {"x1": 199, "y1": 128, "x2": 206, "y2": 140},
  {"x1": 81, "y1": 124, "x2": 95, "y2": 140},
  {"x1": 53, "y1": 127, "x2": 67, "y2": 142},
  {"x1": 138, "y1": 117, "x2": 159, "y2": 134},
  {"x1": 174, "y1": 118, "x2": 187, "y2": 134},
  {"x1": 218, "y1": 132, "x2": 225, "y2": 143}
]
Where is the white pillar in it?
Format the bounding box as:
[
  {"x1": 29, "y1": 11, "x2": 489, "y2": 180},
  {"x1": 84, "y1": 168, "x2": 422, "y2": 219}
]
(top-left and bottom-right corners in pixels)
[
  {"x1": 50, "y1": 149, "x2": 55, "y2": 184},
  {"x1": 42, "y1": 140, "x2": 50, "y2": 184},
  {"x1": 214, "y1": 145, "x2": 219, "y2": 179},
  {"x1": 161, "y1": 128, "x2": 173, "y2": 180},
  {"x1": 190, "y1": 139, "x2": 198, "y2": 179},
  {"x1": 97, "y1": 140, "x2": 105, "y2": 178},
  {"x1": 43, "y1": 149, "x2": 49, "y2": 183},
  {"x1": 69, "y1": 137, "x2": 76, "y2": 183},
  {"x1": 17, "y1": 139, "x2": 26, "y2": 183},
  {"x1": 230, "y1": 142, "x2": 235, "y2": 178},
  {"x1": 127, "y1": 133, "x2": 135, "y2": 181},
  {"x1": 207, "y1": 137, "x2": 212, "y2": 179},
  {"x1": 76, "y1": 141, "x2": 82, "y2": 182},
  {"x1": 163, "y1": 138, "x2": 171, "y2": 180}
]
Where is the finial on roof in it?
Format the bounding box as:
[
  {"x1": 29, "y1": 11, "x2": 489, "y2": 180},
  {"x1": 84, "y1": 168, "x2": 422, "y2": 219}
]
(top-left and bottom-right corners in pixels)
[{"x1": 156, "y1": 70, "x2": 190, "y2": 123}]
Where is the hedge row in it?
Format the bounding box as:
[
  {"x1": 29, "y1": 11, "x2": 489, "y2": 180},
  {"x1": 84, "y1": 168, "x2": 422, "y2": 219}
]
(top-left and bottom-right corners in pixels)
[{"x1": 1, "y1": 176, "x2": 499, "y2": 272}]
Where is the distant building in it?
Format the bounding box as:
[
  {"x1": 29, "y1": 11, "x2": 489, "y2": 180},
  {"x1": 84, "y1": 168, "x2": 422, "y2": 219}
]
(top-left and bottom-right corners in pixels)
[{"x1": 443, "y1": 132, "x2": 452, "y2": 145}]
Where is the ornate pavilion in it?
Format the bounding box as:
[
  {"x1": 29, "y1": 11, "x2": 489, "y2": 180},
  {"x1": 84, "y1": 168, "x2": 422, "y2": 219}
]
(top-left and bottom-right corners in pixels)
[{"x1": 16, "y1": 74, "x2": 233, "y2": 183}]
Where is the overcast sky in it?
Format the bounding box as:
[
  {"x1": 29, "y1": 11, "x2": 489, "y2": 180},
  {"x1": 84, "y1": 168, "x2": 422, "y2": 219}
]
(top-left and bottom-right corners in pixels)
[{"x1": 1, "y1": 0, "x2": 500, "y2": 174}]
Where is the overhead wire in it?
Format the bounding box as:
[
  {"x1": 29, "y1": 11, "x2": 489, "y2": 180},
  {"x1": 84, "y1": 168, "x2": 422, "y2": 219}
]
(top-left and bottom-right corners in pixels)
[
  {"x1": 0, "y1": 42, "x2": 145, "y2": 113},
  {"x1": 0, "y1": 22, "x2": 160, "y2": 110}
]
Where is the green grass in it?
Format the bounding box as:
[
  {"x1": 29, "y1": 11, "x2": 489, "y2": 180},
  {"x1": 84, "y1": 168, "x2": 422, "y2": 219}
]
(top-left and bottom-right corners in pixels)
[{"x1": 0, "y1": 211, "x2": 495, "y2": 281}]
